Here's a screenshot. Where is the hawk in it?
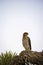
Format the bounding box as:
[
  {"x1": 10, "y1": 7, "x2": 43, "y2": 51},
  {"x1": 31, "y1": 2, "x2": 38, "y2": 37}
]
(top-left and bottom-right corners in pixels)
[{"x1": 22, "y1": 32, "x2": 31, "y2": 51}]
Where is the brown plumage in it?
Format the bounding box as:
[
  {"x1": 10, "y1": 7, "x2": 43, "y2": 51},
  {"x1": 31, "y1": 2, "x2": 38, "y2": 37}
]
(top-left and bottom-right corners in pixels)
[{"x1": 22, "y1": 32, "x2": 31, "y2": 51}]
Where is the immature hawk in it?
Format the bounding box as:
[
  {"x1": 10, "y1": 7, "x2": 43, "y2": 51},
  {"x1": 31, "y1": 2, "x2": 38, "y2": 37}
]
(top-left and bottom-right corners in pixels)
[{"x1": 22, "y1": 32, "x2": 31, "y2": 51}]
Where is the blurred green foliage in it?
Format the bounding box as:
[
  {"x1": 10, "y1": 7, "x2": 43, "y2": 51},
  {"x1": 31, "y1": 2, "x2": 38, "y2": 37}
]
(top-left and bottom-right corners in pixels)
[{"x1": 0, "y1": 51, "x2": 17, "y2": 65}]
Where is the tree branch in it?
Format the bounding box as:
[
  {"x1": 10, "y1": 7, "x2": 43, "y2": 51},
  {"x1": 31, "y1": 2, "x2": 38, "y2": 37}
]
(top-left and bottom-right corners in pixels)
[{"x1": 12, "y1": 50, "x2": 43, "y2": 65}]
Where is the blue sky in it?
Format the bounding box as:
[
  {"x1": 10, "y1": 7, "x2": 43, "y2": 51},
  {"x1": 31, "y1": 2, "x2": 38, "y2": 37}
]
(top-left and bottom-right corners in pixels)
[{"x1": 0, "y1": 0, "x2": 43, "y2": 54}]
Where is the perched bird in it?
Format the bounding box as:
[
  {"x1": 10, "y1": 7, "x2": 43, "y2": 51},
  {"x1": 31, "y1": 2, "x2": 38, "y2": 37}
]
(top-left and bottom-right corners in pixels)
[{"x1": 22, "y1": 32, "x2": 31, "y2": 51}]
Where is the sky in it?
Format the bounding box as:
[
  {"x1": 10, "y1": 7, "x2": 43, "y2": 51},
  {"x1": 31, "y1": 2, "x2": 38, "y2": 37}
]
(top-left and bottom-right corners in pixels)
[{"x1": 0, "y1": 0, "x2": 43, "y2": 54}]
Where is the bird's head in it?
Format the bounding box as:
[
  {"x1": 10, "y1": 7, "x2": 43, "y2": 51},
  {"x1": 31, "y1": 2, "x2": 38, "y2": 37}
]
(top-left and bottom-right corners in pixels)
[{"x1": 23, "y1": 32, "x2": 28, "y2": 37}]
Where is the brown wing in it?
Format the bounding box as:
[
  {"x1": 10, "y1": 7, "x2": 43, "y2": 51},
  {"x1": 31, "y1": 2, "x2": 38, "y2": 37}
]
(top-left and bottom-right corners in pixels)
[{"x1": 28, "y1": 37, "x2": 31, "y2": 50}]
